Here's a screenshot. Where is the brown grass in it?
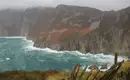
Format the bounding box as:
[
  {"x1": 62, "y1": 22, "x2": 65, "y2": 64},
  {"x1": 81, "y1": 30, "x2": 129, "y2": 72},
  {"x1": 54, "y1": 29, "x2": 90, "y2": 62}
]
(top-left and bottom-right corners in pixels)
[{"x1": 0, "y1": 62, "x2": 130, "y2": 80}]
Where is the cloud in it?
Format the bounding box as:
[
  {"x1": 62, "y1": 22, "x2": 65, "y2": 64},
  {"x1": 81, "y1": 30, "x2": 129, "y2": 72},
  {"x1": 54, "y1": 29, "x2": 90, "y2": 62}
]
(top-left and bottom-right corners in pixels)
[
  {"x1": 52, "y1": 0, "x2": 130, "y2": 10},
  {"x1": 0, "y1": 0, "x2": 129, "y2": 10}
]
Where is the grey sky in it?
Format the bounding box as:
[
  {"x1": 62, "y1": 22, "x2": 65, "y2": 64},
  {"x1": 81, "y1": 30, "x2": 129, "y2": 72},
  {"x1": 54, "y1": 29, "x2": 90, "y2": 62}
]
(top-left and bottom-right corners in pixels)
[{"x1": 0, "y1": 0, "x2": 130, "y2": 10}]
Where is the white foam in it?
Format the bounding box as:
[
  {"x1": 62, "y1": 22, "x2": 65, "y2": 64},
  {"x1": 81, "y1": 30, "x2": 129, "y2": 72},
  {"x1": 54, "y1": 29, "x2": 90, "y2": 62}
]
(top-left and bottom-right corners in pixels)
[
  {"x1": 25, "y1": 40, "x2": 127, "y2": 59},
  {"x1": 83, "y1": 64, "x2": 111, "y2": 72},
  {"x1": 5, "y1": 58, "x2": 10, "y2": 61},
  {"x1": 86, "y1": 65, "x2": 91, "y2": 72},
  {"x1": 22, "y1": 37, "x2": 127, "y2": 68}
]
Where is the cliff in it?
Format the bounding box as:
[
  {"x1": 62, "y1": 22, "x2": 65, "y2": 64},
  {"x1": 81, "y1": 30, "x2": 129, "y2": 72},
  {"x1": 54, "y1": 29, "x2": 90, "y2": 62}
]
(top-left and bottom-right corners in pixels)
[
  {"x1": 0, "y1": 7, "x2": 42, "y2": 36},
  {"x1": 26, "y1": 5, "x2": 102, "y2": 51},
  {"x1": 27, "y1": 5, "x2": 102, "y2": 39},
  {"x1": 0, "y1": 5, "x2": 130, "y2": 55},
  {"x1": 30, "y1": 5, "x2": 130, "y2": 55},
  {"x1": 82, "y1": 7, "x2": 130, "y2": 55}
]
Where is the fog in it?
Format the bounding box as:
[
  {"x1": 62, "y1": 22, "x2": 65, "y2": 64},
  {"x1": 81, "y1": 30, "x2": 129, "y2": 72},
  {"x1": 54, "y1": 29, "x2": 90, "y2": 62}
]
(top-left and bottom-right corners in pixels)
[{"x1": 0, "y1": 0, "x2": 130, "y2": 10}]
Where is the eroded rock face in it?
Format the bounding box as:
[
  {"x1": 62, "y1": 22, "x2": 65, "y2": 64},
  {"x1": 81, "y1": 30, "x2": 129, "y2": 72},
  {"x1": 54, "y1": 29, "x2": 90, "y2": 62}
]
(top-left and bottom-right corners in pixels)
[
  {"x1": 82, "y1": 7, "x2": 130, "y2": 55},
  {"x1": 32, "y1": 27, "x2": 92, "y2": 52},
  {"x1": 0, "y1": 7, "x2": 42, "y2": 36},
  {"x1": 27, "y1": 4, "x2": 102, "y2": 37},
  {"x1": 27, "y1": 5, "x2": 102, "y2": 51},
  {"x1": 30, "y1": 6, "x2": 130, "y2": 55},
  {"x1": 0, "y1": 24, "x2": 8, "y2": 36}
]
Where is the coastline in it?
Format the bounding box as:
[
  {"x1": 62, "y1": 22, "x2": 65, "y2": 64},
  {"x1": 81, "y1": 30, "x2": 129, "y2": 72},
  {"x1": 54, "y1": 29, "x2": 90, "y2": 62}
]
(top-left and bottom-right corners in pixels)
[
  {"x1": 0, "y1": 36, "x2": 129, "y2": 80},
  {"x1": 26, "y1": 35, "x2": 130, "y2": 56},
  {"x1": 26, "y1": 36, "x2": 128, "y2": 58}
]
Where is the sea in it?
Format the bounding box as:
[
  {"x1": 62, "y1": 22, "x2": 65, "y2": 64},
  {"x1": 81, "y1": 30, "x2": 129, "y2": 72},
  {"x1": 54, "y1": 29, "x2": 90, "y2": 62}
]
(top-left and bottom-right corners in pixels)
[{"x1": 0, "y1": 37, "x2": 127, "y2": 72}]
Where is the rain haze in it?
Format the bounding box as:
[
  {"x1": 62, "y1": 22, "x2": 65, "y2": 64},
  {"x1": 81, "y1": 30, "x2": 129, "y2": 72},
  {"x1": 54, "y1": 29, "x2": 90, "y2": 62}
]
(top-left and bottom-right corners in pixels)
[{"x1": 0, "y1": 0, "x2": 130, "y2": 10}]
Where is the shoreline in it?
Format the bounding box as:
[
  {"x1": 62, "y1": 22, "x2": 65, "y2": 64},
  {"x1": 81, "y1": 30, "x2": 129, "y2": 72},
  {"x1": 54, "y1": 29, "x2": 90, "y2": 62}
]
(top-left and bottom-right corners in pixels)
[{"x1": 29, "y1": 36, "x2": 130, "y2": 56}]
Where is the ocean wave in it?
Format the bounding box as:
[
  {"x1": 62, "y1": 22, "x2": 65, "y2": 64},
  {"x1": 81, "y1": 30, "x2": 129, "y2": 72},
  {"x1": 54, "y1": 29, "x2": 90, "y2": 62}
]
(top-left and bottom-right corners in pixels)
[
  {"x1": 23, "y1": 38, "x2": 127, "y2": 63},
  {"x1": 19, "y1": 37, "x2": 128, "y2": 71},
  {"x1": 24, "y1": 45, "x2": 127, "y2": 68},
  {"x1": 0, "y1": 37, "x2": 128, "y2": 71}
]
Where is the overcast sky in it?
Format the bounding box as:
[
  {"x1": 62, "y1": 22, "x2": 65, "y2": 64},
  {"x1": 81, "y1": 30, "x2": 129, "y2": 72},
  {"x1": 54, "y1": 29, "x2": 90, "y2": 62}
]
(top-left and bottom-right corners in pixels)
[{"x1": 0, "y1": 0, "x2": 130, "y2": 10}]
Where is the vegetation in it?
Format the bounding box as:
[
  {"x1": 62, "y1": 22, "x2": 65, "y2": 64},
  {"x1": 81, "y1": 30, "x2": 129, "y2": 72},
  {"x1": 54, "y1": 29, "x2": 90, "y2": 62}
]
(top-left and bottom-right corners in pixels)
[{"x1": 0, "y1": 61, "x2": 130, "y2": 80}]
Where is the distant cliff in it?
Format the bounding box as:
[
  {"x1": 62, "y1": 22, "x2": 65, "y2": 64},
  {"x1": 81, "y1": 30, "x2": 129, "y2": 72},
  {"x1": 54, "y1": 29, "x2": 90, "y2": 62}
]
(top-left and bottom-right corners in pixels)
[
  {"x1": 0, "y1": 7, "x2": 42, "y2": 36},
  {"x1": 27, "y1": 5, "x2": 102, "y2": 39},
  {"x1": 30, "y1": 5, "x2": 130, "y2": 55},
  {"x1": 82, "y1": 7, "x2": 130, "y2": 55}
]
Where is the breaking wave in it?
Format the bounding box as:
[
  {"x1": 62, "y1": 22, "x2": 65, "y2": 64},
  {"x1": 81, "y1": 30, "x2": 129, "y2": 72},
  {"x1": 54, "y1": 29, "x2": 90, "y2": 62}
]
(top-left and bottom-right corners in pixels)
[{"x1": 0, "y1": 37, "x2": 127, "y2": 72}]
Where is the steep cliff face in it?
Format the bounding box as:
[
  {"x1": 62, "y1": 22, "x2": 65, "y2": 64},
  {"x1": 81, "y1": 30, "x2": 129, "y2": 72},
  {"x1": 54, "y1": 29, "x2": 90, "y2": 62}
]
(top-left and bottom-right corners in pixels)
[
  {"x1": 33, "y1": 27, "x2": 92, "y2": 51},
  {"x1": 27, "y1": 5, "x2": 102, "y2": 38},
  {"x1": 0, "y1": 9, "x2": 23, "y2": 36},
  {"x1": 32, "y1": 5, "x2": 130, "y2": 55},
  {"x1": 0, "y1": 24, "x2": 8, "y2": 36},
  {"x1": 0, "y1": 5, "x2": 130, "y2": 55},
  {"x1": 0, "y1": 5, "x2": 102, "y2": 37},
  {"x1": 26, "y1": 5, "x2": 104, "y2": 51},
  {"x1": 0, "y1": 7, "x2": 42, "y2": 36},
  {"x1": 82, "y1": 7, "x2": 130, "y2": 55}
]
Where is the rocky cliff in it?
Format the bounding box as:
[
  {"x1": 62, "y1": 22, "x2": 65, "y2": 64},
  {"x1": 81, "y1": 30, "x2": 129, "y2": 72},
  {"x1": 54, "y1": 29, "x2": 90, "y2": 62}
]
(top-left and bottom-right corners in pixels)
[
  {"x1": 30, "y1": 5, "x2": 130, "y2": 55},
  {"x1": 0, "y1": 7, "x2": 42, "y2": 36},
  {"x1": 0, "y1": 5, "x2": 130, "y2": 55},
  {"x1": 82, "y1": 7, "x2": 130, "y2": 55},
  {"x1": 27, "y1": 5, "x2": 102, "y2": 39}
]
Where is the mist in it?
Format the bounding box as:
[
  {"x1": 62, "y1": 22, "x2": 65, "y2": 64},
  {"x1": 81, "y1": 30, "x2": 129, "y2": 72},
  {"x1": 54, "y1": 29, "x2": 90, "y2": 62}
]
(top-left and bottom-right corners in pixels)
[{"x1": 0, "y1": 0, "x2": 130, "y2": 10}]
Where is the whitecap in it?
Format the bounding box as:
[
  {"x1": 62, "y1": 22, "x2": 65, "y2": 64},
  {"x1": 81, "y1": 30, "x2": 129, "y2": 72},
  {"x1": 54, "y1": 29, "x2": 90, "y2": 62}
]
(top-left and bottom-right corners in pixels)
[
  {"x1": 5, "y1": 58, "x2": 10, "y2": 61},
  {"x1": 22, "y1": 37, "x2": 128, "y2": 69}
]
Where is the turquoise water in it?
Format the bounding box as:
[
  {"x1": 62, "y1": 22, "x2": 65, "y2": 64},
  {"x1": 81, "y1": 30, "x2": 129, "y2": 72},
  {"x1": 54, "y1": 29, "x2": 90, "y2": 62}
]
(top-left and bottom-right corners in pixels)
[{"x1": 0, "y1": 37, "x2": 126, "y2": 71}]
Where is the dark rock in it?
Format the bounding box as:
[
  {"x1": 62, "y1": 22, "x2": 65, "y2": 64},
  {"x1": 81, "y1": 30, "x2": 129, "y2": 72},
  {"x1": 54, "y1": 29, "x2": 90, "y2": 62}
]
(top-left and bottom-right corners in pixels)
[{"x1": 100, "y1": 63, "x2": 108, "y2": 69}]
